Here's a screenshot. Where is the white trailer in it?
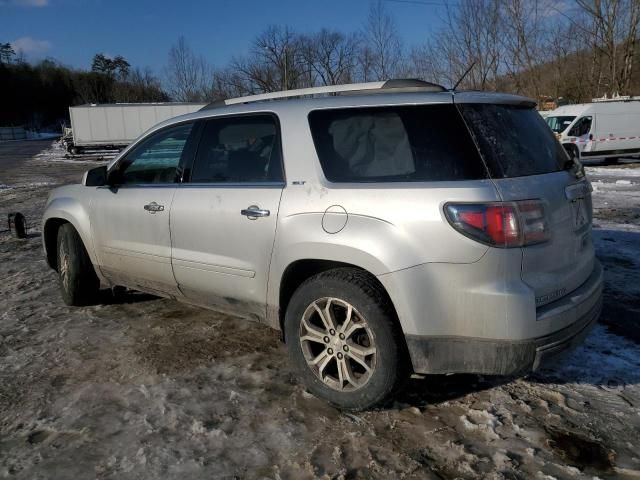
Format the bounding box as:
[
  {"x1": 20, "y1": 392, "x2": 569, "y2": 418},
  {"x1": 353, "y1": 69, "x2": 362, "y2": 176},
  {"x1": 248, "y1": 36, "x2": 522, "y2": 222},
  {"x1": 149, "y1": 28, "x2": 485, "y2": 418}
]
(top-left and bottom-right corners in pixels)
[
  {"x1": 67, "y1": 103, "x2": 206, "y2": 154},
  {"x1": 545, "y1": 98, "x2": 640, "y2": 163}
]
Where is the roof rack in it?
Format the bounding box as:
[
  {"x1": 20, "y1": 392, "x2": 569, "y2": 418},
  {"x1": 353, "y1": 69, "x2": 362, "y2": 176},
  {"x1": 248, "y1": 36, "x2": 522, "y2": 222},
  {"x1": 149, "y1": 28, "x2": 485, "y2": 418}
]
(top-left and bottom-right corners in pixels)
[
  {"x1": 201, "y1": 79, "x2": 446, "y2": 110},
  {"x1": 592, "y1": 93, "x2": 640, "y2": 103}
]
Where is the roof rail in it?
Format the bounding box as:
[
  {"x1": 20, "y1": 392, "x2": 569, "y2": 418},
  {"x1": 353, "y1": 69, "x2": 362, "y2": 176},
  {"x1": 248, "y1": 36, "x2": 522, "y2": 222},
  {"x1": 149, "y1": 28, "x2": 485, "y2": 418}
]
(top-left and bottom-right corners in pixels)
[{"x1": 201, "y1": 79, "x2": 446, "y2": 110}]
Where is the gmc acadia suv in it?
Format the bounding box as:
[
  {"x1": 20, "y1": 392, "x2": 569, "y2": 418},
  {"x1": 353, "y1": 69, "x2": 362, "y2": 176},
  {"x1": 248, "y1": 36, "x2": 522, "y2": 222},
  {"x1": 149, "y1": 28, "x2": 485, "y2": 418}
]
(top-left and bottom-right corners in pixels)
[{"x1": 42, "y1": 80, "x2": 603, "y2": 410}]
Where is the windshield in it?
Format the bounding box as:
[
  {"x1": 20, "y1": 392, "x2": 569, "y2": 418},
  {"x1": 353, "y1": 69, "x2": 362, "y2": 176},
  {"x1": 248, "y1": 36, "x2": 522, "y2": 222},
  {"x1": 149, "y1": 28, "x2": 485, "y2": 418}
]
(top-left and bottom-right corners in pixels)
[
  {"x1": 545, "y1": 116, "x2": 576, "y2": 133},
  {"x1": 458, "y1": 104, "x2": 568, "y2": 178}
]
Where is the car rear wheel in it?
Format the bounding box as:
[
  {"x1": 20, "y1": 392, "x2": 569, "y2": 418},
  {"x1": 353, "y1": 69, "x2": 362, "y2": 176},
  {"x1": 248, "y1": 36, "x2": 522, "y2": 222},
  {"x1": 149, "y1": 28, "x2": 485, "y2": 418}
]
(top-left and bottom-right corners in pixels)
[
  {"x1": 56, "y1": 223, "x2": 99, "y2": 306},
  {"x1": 285, "y1": 268, "x2": 408, "y2": 410}
]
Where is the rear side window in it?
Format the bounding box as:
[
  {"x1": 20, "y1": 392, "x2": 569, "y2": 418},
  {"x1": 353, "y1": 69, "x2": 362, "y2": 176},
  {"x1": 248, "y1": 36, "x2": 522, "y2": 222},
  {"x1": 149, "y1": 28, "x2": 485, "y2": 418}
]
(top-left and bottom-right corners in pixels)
[
  {"x1": 458, "y1": 104, "x2": 568, "y2": 178},
  {"x1": 308, "y1": 105, "x2": 487, "y2": 182},
  {"x1": 191, "y1": 114, "x2": 284, "y2": 184}
]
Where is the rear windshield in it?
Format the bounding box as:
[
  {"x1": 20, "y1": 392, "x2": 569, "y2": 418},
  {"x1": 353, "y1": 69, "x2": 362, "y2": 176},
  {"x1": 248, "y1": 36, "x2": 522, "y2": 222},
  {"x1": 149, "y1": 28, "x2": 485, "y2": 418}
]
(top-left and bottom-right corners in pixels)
[
  {"x1": 458, "y1": 104, "x2": 568, "y2": 178},
  {"x1": 308, "y1": 105, "x2": 487, "y2": 182}
]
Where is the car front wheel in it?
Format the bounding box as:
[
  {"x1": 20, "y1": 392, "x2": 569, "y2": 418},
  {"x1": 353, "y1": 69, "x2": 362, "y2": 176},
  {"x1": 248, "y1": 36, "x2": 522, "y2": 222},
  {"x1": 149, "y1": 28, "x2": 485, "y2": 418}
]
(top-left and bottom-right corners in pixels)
[{"x1": 56, "y1": 223, "x2": 99, "y2": 306}]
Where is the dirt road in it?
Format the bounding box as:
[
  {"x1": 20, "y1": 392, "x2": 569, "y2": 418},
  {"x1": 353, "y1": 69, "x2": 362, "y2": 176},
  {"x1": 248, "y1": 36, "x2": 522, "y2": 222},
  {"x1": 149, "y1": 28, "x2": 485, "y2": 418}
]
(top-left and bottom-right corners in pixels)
[{"x1": 1, "y1": 142, "x2": 639, "y2": 479}]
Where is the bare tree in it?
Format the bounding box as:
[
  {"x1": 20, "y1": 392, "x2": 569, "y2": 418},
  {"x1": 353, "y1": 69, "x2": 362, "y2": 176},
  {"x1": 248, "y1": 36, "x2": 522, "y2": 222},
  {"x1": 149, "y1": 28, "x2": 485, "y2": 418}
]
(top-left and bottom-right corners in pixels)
[
  {"x1": 408, "y1": 42, "x2": 445, "y2": 85},
  {"x1": 499, "y1": 0, "x2": 552, "y2": 98},
  {"x1": 165, "y1": 36, "x2": 211, "y2": 101},
  {"x1": 361, "y1": 0, "x2": 403, "y2": 80},
  {"x1": 207, "y1": 68, "x2": 253, "y2": 100},
  {"x1": 113, "y1": 67, "x2": 168, "y2": 102},
  {"x1": 231, "y1": 25, "x2": 308, "y2": 92},
  {"x1": 162, "y1": 2, "x2": 640, "y2": 105},
  {"x1": 355, "y1": 42, "x2": 376, "y2": 82},
  {"x1": 414, "y1": 0, "x2": 503, "y2": 90},
  {"x1": 574, "y1": 0, "x2": 640, "y2": 95},
  {"x1": 456, "y1": 0, "x2": 502, "y2": 89},
  {"x1": 300, "y1": 29, "x2": 359, "y2": 85}
]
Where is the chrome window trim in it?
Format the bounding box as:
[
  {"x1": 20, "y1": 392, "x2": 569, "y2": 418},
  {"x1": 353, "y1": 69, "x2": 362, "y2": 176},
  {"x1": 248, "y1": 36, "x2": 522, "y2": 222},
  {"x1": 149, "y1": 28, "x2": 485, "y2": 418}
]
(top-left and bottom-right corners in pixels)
[
  {"x1": 96, "y1": 182, "x2": 286, "y2": 189},
  {"x1": 179, "y1": 182, "x2": 286, "y2": 189},
  {"x1": 97, "y1": 183, "x2": 179, "y2": 189}
]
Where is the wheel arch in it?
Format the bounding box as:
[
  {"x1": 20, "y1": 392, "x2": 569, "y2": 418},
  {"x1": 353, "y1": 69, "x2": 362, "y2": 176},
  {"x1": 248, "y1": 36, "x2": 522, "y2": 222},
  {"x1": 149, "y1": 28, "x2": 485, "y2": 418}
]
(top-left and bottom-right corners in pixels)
[
  {"x1": 276, "y1": 259, "x2": 414, "y2": 375},
  {"x1": 276, "y1": 259, "x2": 405, "y2": 341},
  {"x1": 42, "y1": 196, "x2": 97, "y2": 271},
  {"x1": 43, "y1": 217, "x2": 69, "y2": 270}
]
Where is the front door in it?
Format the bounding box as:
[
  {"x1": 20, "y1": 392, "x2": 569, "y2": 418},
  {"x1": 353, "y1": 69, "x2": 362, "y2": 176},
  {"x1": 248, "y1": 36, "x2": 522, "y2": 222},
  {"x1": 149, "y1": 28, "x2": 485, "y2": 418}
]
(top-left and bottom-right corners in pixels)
[
  {"x1": 569, "y1": 116, "x2": 595, "y2": 156},
  {"x1": 170, "y1": 114, "x2": 285, "y2": 320},
  {"x1": 90, "y1": 121, "x2": 196, "y2": 296}
]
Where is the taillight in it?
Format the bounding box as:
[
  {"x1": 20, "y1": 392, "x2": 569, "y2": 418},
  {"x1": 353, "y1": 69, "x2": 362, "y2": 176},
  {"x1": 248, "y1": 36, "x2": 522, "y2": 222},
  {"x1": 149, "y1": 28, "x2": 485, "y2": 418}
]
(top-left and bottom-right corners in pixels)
[{"x1": 444, "y1": 200, "x2": 549, "y2": 248}]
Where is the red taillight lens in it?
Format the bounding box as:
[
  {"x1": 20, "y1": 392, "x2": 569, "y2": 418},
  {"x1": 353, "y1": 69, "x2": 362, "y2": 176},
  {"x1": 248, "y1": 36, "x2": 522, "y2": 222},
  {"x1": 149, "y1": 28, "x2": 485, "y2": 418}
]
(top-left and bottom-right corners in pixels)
[{"x1": 445, "y1": 201, "x2": 549, "y2": 248}]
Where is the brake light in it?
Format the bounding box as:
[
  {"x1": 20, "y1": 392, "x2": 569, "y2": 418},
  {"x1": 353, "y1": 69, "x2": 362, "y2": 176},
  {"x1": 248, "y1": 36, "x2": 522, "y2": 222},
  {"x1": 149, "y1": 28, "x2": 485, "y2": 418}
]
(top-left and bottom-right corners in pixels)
[{"x1": 444, "y1": 200, "x2": 549, "y2": 248}]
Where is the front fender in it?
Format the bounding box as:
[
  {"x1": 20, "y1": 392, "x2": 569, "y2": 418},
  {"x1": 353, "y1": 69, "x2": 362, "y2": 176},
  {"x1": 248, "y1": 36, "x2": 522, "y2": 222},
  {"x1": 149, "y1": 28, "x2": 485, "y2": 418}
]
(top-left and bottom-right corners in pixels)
[{"x1": 42, "y1": 190, "x2": 96, "y2": 266}]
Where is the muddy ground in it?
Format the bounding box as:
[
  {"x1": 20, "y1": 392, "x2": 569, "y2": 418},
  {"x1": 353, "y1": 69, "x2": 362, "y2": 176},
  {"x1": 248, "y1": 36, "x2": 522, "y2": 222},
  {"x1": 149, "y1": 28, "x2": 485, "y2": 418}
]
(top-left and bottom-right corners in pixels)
[{"x1": 1, "y1": 141, "x2": 640, "y2": 479}]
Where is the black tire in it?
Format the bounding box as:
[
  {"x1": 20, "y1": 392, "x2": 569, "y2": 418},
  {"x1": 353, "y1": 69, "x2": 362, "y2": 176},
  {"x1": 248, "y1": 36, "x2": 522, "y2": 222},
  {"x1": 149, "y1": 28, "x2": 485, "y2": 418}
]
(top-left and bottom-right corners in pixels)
[
  {"x1": 284, "y1": 268, "x2": 408, "y2": 411},
  {"x1": 56, "y1": 223, "x2": 99, "y2": 306},
  {"x1": 8, "y1": 212, "x2": 27, "y2": 238}
]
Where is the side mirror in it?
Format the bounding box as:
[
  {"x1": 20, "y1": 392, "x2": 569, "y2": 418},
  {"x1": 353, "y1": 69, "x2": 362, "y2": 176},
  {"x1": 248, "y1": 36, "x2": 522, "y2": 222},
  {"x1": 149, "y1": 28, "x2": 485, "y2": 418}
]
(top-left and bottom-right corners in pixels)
[{"x1": 83, "y1": 165, "x2": 107, "y2": 187}]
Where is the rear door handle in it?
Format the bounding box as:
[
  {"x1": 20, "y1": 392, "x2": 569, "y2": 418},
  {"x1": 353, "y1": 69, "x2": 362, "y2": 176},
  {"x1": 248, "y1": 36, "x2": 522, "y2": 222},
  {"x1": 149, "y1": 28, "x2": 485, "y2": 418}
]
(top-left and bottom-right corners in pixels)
[
  {"x1": 241, "y1": 206, "x2": 270, "y2": 219},
  {"x1": 144, "y1": 202, "x2": 165, "y2": 213}
]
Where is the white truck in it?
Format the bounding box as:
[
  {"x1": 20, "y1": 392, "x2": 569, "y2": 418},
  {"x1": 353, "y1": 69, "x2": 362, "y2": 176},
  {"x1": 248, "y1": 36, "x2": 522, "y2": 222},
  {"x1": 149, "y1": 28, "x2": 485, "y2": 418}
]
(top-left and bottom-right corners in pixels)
[
  {"x1": 65, "y1": 103, "x2": 206, "y2": 154},
  {"x1": 545, "y1": 98, "x2": 640, "y2": 163}
]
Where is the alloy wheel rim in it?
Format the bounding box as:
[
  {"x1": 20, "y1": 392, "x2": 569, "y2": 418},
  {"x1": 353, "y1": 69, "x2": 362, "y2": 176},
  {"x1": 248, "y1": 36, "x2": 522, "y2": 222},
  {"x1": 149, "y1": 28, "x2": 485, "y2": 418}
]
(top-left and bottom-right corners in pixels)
[
  {"x1": 59, "y1": 237, "x2": 70, "y2": 291},
  {"x1": 299, "y1": 297, "x2": 377, "y2": 392}
]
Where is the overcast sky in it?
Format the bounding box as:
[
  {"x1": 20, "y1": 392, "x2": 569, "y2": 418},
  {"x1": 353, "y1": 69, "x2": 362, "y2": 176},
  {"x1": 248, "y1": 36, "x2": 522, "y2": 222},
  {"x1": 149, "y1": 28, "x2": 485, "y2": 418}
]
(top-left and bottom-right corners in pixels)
[{"x1": 1, "y1": 0, "x2": 449, "y2": 73}]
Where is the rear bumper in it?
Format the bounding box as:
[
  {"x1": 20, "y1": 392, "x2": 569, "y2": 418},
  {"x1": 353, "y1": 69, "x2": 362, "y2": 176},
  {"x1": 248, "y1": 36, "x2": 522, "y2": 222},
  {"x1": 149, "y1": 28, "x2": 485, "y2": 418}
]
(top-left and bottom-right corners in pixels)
[{"x1": 405, "y1": 261, "x2": 603, "y2": 375}]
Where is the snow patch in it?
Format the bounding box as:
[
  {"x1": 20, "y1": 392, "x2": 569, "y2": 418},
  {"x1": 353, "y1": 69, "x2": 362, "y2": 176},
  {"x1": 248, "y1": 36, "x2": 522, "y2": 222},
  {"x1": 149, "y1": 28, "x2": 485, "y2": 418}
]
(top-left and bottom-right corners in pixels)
[
  {"x1": 547, "y1": 325, "x2": 640, "y2": 385},
  {"x1": 34, "y1": 140, "x2": 115, "y2": 164},
  {"x1": 586, "y1": 166, "x2": 640, "y2": 177},
  {"x1": 459, "y1": 409, "x2": 501, "y2": 441}
]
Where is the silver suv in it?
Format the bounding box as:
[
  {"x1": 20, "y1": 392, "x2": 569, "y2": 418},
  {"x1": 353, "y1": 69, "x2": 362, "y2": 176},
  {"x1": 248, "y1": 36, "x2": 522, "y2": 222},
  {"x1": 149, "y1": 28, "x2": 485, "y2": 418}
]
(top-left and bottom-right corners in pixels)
[{"x1": 42, "y1": 80, "x2": 603, "y2": 410}]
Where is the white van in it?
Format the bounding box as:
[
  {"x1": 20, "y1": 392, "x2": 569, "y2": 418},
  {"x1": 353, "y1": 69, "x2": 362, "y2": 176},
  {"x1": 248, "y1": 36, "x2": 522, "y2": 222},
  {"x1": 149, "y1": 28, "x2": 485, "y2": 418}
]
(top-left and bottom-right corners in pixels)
[{"x1": 546, "y1": 100, "x2": 640, "y2": 163}]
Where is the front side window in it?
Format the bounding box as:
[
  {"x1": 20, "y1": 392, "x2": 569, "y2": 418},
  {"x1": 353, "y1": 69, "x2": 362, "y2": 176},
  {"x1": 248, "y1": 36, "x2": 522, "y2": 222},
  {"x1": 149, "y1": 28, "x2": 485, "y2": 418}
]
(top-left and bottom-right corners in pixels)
[
  {"x1": 545, "y1": 115, "x2": 576, "y2": 133},
  {"x1": 568, "y1": 116, "x2": 592, "y2": 137},
  {"x1": 308, "y1": 105, "x2": 487, "y2": 182},
  {"x1": 118, "y1": 122, "x2": 194, "y2": 185},
  {"x1": 190, "y1": 114, "x2": 283, "y2": 183}
]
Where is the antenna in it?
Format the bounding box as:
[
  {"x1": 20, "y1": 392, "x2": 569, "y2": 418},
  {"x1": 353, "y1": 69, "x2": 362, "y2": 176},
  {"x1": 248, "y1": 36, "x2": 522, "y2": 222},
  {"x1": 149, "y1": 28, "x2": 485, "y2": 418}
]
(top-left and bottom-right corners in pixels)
[{"x1": 452, "y1": 62, "x2": 476, "y2": 91}]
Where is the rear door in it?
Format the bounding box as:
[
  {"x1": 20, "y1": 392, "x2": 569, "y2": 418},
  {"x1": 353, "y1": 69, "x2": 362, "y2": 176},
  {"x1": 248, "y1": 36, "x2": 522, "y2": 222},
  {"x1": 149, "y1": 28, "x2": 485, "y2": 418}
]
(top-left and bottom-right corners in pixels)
[
  {"x1": 169, "y1": 113, "x2": 285, "y2": 320},
  {"x1": 458, "y1": 102, "x2": 594, "y2": 307}
]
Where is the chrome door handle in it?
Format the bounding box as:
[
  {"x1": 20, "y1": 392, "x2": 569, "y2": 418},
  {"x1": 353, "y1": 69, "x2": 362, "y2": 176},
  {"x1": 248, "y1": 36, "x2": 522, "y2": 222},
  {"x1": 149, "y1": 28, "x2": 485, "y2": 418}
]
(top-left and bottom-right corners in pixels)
[
  {"x1": 144, "y1": 202, "x2": 164, "y2": 213},
  {"x1": 241, "y1": 206, "x2": 270, "y2": 219}
]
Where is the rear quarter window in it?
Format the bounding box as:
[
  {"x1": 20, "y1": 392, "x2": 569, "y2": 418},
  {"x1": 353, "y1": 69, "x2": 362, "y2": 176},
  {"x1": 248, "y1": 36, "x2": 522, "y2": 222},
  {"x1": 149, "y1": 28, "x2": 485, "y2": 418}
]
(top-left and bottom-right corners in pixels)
[
  {"x1": 308, "y1": 105, "x2": 487, "y2": 182},
  {"x1": 458, "y1": 104, "x2": 568, "y2": 178}
]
